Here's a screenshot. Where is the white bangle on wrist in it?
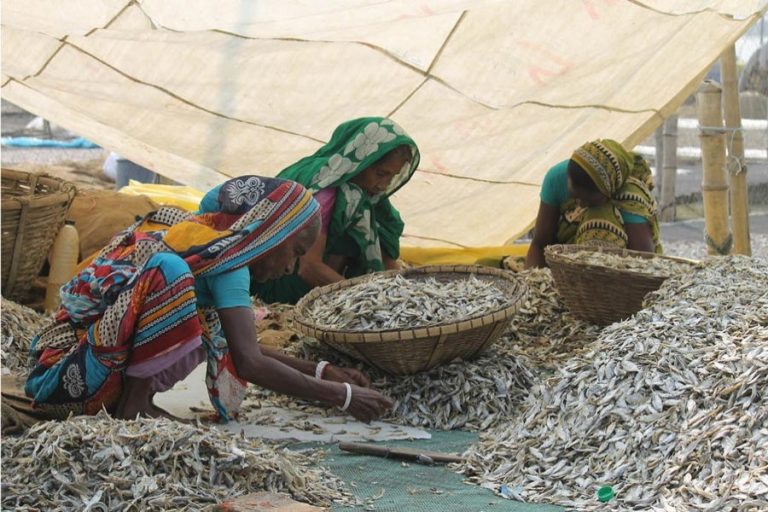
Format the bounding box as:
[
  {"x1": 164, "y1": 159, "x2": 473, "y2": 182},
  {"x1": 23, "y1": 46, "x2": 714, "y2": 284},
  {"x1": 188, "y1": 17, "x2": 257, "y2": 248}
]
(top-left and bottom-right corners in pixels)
[
  {"x1": 340, "y1": 382, "x2": 352, "y2": 411},
  {"x1": 315, "y1": 361, "x2": 330, "y2": 380}
]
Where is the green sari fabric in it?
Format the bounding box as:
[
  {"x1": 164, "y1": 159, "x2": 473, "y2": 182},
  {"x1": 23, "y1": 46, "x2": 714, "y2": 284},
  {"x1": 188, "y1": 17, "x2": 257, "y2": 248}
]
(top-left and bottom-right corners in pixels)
[
  {"x1": 560, "y1": 139, "x2": 662, "y2": 252},
  {"x1": 253, "y1": 117, "x2": 420, "y2": 304}
]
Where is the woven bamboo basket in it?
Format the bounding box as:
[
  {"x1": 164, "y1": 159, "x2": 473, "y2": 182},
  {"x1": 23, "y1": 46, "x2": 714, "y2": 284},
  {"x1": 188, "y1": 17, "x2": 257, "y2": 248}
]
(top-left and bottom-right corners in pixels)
[
  {"x1": 1, "y1": 169, "x2": 76, "y2": 302},
  {"x1": 544, "y1": 244, "x2": 700, "y2": 326},
  {"x1": 293, "y1": 265, "x2": 528, "y2": 376}
]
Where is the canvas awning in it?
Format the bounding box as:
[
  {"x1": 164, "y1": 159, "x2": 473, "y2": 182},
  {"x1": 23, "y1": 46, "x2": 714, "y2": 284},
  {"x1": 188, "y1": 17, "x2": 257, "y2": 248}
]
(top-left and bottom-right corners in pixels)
[{"x1": 2, "y1": 0, "x2": 765, "y2": 246}]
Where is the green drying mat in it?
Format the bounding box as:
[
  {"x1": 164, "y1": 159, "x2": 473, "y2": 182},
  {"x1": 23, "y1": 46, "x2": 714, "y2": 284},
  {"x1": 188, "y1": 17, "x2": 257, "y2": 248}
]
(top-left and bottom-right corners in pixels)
[{"x1": 322, "y1": 430, "x2": 563, "y2": 512}]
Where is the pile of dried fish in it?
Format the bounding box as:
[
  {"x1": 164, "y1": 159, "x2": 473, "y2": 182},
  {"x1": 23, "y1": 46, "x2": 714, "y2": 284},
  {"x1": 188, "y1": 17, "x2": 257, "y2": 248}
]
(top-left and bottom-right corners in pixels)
[
  {"x1": 2, "y1": 411, "x2": 351, "y2": 510},
  {"x1": 303, "y1": 274, "x2": 509, "y2": 330},
  {"x1": 557, "y1": 249, "x2": 694, "y2": 276},
  {"x1": 664, "y1": 233, "x2": 768, "y2": 261},
  {"x1": 242, "y1": 269, "x2": 592, "y2": 431},
  {"x1": 501, "y1": 268, "x2": 601, "y2": 371},
  {"x1": 462, "y1": 257, "x2": 768, "y2": 510},
  {"x1": 1, "y1": 299, "x2": 49, "y2": 375},
  {"x1": 243, "y1": 338, "x2": 534, "y2": 432},
  {"x1": 375, "y1": 347, "x2": 534, "y2": 430}
]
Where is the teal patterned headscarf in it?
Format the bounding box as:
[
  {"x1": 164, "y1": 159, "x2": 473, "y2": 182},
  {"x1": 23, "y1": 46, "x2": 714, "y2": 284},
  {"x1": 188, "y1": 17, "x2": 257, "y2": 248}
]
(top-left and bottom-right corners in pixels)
[{"x1": 277, "y1": 117, "x2": 420, "y2": 271}]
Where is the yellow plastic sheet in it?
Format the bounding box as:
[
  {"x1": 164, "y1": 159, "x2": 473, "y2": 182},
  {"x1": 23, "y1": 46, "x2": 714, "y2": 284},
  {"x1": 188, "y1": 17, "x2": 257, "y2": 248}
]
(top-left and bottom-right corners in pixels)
[
  {"x1": 400, "y1": 244, "x2": 529, "y2": 267},
  {"x1": 120, "y1": 181, "x2": 205, "y2": 212}
]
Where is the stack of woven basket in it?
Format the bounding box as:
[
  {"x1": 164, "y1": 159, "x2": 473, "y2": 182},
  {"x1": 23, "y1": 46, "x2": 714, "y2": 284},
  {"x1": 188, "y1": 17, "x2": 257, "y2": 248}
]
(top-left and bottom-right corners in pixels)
[{"x1": 1, "y1": 169, "x2": 76, "y2": 303}]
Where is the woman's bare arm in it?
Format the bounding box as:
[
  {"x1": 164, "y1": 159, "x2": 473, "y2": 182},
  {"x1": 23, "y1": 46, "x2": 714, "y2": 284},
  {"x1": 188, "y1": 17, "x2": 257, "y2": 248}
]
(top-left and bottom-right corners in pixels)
[
  {"x1": 525, "y1": 201, "x2": 559, "y2": 269},
  {"x1": 626, "y1": 222, "x2": 655, "y2": 253},
  {"x1": 218, "y1": 307, "x2": 391, "y2": 422},
  {"x1": 297, "y1": 232, "x2": 345, "y2": 287}
]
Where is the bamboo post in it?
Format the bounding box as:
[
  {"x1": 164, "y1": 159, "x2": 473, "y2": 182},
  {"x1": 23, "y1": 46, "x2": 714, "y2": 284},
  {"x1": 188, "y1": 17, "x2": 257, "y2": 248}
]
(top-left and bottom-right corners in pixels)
[
  {"x1": 654, "y1": 125, "x2": 664, "y2": 202},
  {"x1": 696, "y1": 81, "x2": 732, "y2": 256},
  {"x1": 659, "y1": 114, "x2": 678, "y2": 222},
  {"x1": 721, "y1": 46, "x2": 751, "y2": 255}
]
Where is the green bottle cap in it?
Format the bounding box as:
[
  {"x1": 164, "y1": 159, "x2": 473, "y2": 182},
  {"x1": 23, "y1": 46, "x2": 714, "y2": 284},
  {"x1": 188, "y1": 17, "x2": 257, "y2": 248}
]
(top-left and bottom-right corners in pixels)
[{"x1": 597, "y1": 486, "x2": 614, "y2": 502}]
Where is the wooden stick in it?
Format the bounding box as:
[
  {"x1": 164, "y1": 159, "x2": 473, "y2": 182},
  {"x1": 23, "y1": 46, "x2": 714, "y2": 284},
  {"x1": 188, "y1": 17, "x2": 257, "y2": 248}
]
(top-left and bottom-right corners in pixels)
[
  {"x1": 721, "y1": 46, "x2": 752, "y2": 256},
  {"x1": 338, "y1": 442, "x2": 465, "y2": 464},
  {"x1": 697, "y1": 81, "x2": 732, "y2": 255}
]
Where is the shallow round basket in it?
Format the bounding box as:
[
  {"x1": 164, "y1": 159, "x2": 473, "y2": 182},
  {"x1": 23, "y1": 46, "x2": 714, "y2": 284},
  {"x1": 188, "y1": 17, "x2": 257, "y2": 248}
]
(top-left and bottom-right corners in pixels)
[
  {"x1": 1, "y1": 169, "x2": 76, "y2": 302},
  {"x1": 545, "y1": 244, "x2": 699, "y2": 326},
  {"x1": 293, "y1": 265, "x2": 528, "y2": 376}
]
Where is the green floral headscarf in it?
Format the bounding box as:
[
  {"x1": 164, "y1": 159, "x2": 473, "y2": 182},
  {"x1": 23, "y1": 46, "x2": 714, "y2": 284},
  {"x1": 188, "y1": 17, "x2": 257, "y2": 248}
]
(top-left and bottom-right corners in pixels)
[
  {"x1": 277, "y1": 117, "x2": 420, "y2": 271},
  {"x1": 559, "y1": 139, "x2": 662, "y2": 252}
]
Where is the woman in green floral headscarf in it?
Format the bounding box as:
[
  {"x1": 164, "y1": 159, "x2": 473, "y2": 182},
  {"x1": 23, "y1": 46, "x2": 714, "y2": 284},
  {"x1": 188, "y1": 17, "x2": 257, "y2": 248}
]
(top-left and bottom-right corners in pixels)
[
  {"x1": 246, "y1": 117, "x2": 419, "y2": 304},
  {"x1": 526, "y1": 139, "x2": 661, "y2": 268}
]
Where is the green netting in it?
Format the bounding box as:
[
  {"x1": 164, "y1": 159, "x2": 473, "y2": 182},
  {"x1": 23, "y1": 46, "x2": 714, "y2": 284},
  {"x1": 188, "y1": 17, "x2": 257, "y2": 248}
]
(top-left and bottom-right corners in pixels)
[{"x1": 322, "y1": 431, "x2": 563, "y2": 512}]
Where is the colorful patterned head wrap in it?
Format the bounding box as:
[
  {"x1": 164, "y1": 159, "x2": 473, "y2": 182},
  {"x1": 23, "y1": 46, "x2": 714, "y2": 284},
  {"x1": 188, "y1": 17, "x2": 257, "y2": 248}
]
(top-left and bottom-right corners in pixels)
[
  {"x1": 63, "y1": 177, "x2": 319, "y2": 325},
  {"x1": 189, "y1": 176, "x2": 319, "y2": 276},
  {"x1": 275, "y1": 117, "x2": 420, "y2": 272},
  {"x1": 571, "y1": 139, "x2": 633, "y2": 197}
]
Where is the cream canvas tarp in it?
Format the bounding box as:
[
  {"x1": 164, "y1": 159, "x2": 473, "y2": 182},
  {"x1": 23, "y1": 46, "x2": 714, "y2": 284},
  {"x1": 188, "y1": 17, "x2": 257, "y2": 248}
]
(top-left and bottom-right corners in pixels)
[{"x1": 2, "y1": 1, "x2": 766, "y2": 247}]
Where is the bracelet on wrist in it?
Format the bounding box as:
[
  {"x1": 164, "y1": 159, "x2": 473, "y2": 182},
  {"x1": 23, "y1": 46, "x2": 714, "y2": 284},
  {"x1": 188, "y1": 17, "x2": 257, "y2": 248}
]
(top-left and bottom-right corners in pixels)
[
  {"x1": 340, "y1": 382, "x2": 352, "y2": 411},
  {"x1": 315, "y1": 360, "x2": 330, "y2": 380}
]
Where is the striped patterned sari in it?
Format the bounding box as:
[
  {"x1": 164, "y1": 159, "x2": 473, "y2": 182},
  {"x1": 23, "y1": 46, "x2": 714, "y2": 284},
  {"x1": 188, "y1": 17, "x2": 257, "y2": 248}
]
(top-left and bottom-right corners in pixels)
[{"x1": 25, "y1": 177, "x2": 319, "y2": 421}]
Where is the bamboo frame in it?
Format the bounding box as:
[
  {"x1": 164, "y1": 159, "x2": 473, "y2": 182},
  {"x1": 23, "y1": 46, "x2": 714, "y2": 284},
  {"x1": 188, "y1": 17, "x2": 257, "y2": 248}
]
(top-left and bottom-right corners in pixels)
[
  {"x1": 696, "y1": 81, "x2": 732, "y2": 256},
  {"x1": 721, "y1": 46, "x2": 751, "y2": 256}
]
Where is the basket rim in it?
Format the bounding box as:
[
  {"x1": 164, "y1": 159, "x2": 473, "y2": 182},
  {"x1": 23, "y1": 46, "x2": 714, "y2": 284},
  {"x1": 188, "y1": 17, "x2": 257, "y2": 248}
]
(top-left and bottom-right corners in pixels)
[
  {"x1": 292, "y1": 264, "x2": 526, "y2": 343},
  {"x1": 544, "y1": 244, "x2": 700, "y2": 280},
  {"x1": 1, "y1": 168, "x2": 76, "y2": 206}
]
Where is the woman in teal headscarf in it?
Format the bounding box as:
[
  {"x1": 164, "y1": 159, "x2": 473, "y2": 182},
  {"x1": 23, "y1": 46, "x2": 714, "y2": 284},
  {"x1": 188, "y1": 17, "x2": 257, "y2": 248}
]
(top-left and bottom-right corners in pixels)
[{"x1": 201, "y1": 117, "x2": 420, "y2": 304}]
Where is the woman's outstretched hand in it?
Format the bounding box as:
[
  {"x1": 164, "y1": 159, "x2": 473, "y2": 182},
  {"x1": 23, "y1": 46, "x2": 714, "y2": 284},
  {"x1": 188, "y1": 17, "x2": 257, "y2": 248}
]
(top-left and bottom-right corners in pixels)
[
  {"x1": 345, "y1": 385, "x2": 393, "y2": 423},
  {"x1": 323, "y1": 365, "x2": 371, "y2": 388}
]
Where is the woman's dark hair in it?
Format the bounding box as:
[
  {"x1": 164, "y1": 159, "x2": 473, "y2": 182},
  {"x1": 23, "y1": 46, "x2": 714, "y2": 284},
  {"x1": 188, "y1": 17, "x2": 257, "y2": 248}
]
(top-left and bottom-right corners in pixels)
[
  {"x1": 567, "y1": 159, "x2": 599, "y2": 193},
  {"x1": 381, "y1": 144, "x2": 412, "y2": 164}
]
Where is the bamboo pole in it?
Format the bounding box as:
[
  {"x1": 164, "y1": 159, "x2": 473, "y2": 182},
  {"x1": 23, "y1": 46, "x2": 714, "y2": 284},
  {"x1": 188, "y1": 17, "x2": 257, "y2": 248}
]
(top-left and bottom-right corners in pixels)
[
  {"x1": 697, "y1": 81, "x2": 732, "y2": 256},
  {"x1": 659, "y1": 114, "x2": 678, "y2": 222},
  {"x1": 654, "y1": 125, "x2": 664, "y2": 203},
  {"x1": 721, "y1": 46, "x2": 751, "y2": 255}
]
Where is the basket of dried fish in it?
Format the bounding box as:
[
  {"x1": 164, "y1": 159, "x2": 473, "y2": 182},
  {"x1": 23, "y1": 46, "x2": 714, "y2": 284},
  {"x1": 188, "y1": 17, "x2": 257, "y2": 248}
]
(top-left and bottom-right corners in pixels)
[
  {"x1": 293, "y1": 265, "x2": 527, "y2": 375},
  {"x1": 1, "y1": 169, "x2": 76, "y2": 302},
  {"x1": 544, "y1": 244, "x2": 699, "y2": 325}
]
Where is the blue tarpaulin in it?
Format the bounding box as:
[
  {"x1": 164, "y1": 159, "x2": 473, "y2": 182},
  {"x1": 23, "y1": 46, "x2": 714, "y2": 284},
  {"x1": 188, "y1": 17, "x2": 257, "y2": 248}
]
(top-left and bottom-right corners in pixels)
[{"x1": 1, "y1": 136, "x2": 99, "y2": 148}]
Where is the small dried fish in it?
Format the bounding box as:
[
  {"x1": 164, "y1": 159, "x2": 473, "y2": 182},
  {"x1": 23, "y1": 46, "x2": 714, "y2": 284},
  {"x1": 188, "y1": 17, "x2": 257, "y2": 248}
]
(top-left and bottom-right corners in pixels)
[
  {"x1": 242, "y1": 269, "x2": 591, "y2": 431},
  {"x1": 461, "y1": 256, "x2": 768, "y2": 511},
  {"x1": 503, "y1": 268, "x2": 601, "y2": 371},
  {"x1": 1, "y1": 299, "x2": 51, "y2": 375},
  {"x1": 664, "y1": 233, "x2": 768, "y2": 261},
  {"x1": 237, "y1": 339, "x2": 535, "y2": 432},
  {"x1": 304, "y1": 274, "x2": 510, "y2": 331},
  {"x1": 558, "y1": 250, "x2": 695, "y2": 276},
  {"x1": 375, "y1": 347, "x2": 534, "y2": 431},
  {"x1": 1, "y1": 411, "x2": 352, "y2": 510}
]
